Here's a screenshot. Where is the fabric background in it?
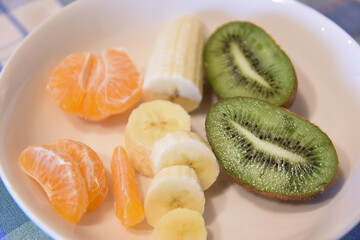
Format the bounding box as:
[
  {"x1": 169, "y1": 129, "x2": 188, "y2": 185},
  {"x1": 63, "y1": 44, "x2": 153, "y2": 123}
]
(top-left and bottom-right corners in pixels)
[{"x1": 0, "y1": 0, "x2": 359, "y2": 239}]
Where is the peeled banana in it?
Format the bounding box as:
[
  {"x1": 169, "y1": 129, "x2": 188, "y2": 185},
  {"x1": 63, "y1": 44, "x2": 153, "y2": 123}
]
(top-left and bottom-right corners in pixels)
[
  {"x1": 124, "y1": 100, "x2": 191, "y2": 177},
  {"x1": 143, "y1": 15, "x2": 204, "y2": 112},
  {"x1": 152, "y1": 131, "x2": 219, "y2": 190},
  {"x1": 144, "y1": 165, "x2": 205, "y2": 226},
  {"x1": 153, "y1": 208, "x2": 207, "y2": 240}
]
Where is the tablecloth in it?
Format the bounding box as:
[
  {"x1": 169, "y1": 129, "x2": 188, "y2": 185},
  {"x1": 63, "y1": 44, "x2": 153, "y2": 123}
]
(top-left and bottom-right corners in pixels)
[{"x1": 0, "y1": 0, "x2": 359, "y2": 239}]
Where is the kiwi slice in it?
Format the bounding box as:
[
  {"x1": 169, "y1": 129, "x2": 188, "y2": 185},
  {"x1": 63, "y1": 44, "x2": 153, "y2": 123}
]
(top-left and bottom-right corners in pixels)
[
  {"x1": 205, "y1": 97, "x2": 338, "y2": 200},
  {"x1": 204, "y1": 21, "x2": 297, "y2": 107}
]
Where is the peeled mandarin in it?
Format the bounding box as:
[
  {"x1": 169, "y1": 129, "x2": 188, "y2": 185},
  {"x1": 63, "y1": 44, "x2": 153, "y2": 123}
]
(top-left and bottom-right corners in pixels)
[
  {"x1": 19, "y1": 144, "x2": 88, "y2": 224},
  {"x1": 47, "y1": 48, "x2": 142, "y2": 121},
  {"x1": 50, "y1": 139, "x2": 109, "y2": 211}
]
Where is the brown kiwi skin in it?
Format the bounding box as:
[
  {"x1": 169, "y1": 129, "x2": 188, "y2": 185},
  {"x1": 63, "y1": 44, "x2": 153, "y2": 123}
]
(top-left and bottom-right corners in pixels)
[
  {"x1": 281, "y1": 66, "x2": 298, "y2": 108},
  {"x1": 210, "y1": 99, "x2": 338, "y2": 201},
  {"x1": 272, "y1": 29, "x2": 298, "y2": 108}
]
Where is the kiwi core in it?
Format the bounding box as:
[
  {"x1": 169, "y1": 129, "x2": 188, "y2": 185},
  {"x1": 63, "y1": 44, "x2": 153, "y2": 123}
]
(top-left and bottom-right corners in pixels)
[
  {"x1": 230, "y1": 42, "x2": 271, "y2": 89},
  {"x1": 230, "y1": 120, "x2": 305, "y2": 163}
]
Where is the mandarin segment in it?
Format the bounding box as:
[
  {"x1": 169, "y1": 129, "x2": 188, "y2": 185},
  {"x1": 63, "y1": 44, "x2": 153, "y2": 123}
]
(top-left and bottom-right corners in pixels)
[
  {"x1": 18, "y1": 144, "x2": 88, "y2": 224},
  {"x1": 47, "y1": 48, "x2": 142, "y2": 121},
  {"x1": 96, "y1": 49, "x2": 142, "y2": 114},
  {"x1": 47, "y1": 53, "x2": 92, "y2": 114},
  {"x1": 111, "y1": 146, "x2": 145, "y2": 227},
  {"x1": 50, "y1": 139, "x2": 109, "y2": 211},
  {"x1": 80, "y1": 56, "x2": 107, "y2": 120}
]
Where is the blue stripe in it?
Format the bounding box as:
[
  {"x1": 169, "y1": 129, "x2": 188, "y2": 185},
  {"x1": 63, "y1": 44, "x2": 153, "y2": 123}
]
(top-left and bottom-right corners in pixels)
[
  {"x1": 0, "y1": 56, "x2": 9, "y2": 62},
  {"x1": 0, "y1": 2, "x2": 28, "y2": 36},
  {"x1": 0, "y1": 39, "x2": 22, "y2": 52},
  {"x1": 0, "y1": 180, "x2": 29, "y2": 234},
  {"x1": 0, "y1": 0, "x2": 35, "y2": 11},
  {"x1": 325, "y1": 1, "x2": 360, "y2": 37},
  {"x1": 0, "y1": 225, "x2": 7, "y2": 239},
  {"x1": 56, "y1": 0, "x2": 68, "y2": 7},
  {"x1": 5, "y1": 222, "x2": 51, "y2": 240},
  {"x1": 0, "y1": 64, "x2": 2, "y2": 73}
]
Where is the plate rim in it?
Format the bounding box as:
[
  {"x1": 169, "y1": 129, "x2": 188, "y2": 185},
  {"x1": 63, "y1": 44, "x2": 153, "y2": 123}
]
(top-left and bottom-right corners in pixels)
[{"x1": 0, "y1": 0, "x2": 359, "y2": 239}]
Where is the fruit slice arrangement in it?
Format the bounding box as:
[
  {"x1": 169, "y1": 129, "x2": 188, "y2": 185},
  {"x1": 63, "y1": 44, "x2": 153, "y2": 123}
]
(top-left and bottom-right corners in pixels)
[
  {"x1": 206, "y1": 97, "x2": 338, "y2": 200},
  {"x1": 122, "y1": 99, "x2": 217, "y2": 237},
  {"x1": 47, "y1": 48, "x2": 142, "y2": 121},
  {"x1": 18, "y1": 12, "x2": 341, "y2": 238},
  {"x1": 18, "y1": 139, "x2": 108, "y2": 223},
  {"x1": 204, "y1": 21, "x2": 297, "y2": 107},
  {"x1": 145, "y1": 130, "x2": 218, "y2": 238},
  {"x1": 145, "y1": 153, "x2": 214, "y2": 239},
  {"x1": 143, "y1": 15, "x2": 204, "y2": 112}
]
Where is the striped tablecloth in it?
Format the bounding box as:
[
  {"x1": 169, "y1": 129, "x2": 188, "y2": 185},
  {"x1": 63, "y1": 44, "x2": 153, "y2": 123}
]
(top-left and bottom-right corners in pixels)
[{"x1": 0, "y1": 0, "x2": 359, "y2": 239}]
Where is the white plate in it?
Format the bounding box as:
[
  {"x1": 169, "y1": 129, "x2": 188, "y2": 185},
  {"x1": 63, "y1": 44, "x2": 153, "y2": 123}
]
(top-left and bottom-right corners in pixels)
[{"x1": 1, "y1": 0, "x2": 360, "y2": 239}]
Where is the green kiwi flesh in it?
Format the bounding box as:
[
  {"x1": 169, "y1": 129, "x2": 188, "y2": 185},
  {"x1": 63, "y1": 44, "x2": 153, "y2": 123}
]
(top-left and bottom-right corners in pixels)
[
  {"x1": 205, "y1": 97, "x2": 338, "y2": 200},
  {"x1": 204, "y1": 21, "x2": 297, "y2": 107}
]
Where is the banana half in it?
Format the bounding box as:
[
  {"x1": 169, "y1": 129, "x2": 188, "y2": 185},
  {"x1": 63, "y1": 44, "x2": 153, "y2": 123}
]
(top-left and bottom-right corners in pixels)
[
  {"x1": 143, "y1": 15, "x2": 204, "y2": 112},
  {"x1": 124, "y1": 100, "x2": 191, "y2": 177},
  {"x1": 152, "y1": 131, "x2": 219, "y2": 190},
  {"x1": 144, "y1": 165, "x2": 205, "y2": 226}
]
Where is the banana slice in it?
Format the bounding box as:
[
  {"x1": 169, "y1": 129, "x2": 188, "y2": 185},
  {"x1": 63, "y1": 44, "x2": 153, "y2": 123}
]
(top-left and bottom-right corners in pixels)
[
  {"x1": 124, "y1": 100, "x2": 191, "y2": 177},
  {"x1": 153, "y1": 208, "x2": 207, "y2": 240},
  {"x1": 152, "y1": 131, "x2": 219, "y2": 190},
  {"x1": 143, "y1": 15, "x2": 204, "y2": 112},
  {"x1": 144, "y1": 165, "x2": 205, "y2": 226}
]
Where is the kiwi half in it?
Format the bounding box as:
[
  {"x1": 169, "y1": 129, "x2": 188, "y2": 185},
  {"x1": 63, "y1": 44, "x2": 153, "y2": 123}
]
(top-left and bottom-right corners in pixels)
[
  {"x1": 204, "y1": 21, "x2": 297, "y2": 108},
  {"x1": 205, "y1": 97, "x2": 338, "y2": 200}
]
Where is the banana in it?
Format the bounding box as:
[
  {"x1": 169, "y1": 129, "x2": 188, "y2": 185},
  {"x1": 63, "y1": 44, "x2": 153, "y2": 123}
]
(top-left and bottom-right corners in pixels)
[
  {"x1": 124, "y1": 100, "x2": 191, "y2": 177},
  {"x1": 144, "y1": 165, "x2": 205, "y2": 226},
  {"x1": 153, "y1": 208, "x2": 207, "y2": 240},
  {"x1": 152, "y1": 131, "x2": 219, "y2": 190},
  {"x1": 143, "y1": 15, "x2": 204, "y2": 112}
]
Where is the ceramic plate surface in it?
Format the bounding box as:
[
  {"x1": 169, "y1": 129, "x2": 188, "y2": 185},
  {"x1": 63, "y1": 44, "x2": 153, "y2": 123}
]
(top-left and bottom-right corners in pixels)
[{"x1": 0, "y1": 0, "x2": 360, "y2": 239}]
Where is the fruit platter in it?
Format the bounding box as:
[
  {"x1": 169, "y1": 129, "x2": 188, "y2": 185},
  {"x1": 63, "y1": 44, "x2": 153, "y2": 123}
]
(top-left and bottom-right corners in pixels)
[{"x1": 0, "y1": 0, "x2": 359, "y2": 239}]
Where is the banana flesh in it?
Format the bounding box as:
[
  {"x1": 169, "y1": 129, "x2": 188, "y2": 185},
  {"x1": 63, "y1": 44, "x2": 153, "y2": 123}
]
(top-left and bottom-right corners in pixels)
[
  {"x1": 144, "y1": 165, "x2": 205, "y2": 226},
  {"x1": 153, "y1": 208, "x2": 207, "y2": 240},
  {"x1": 143, "y1": 15, "x2": 204, "y2": 112},
  {"x1": 152, "y1": 131, "x2": 219, "y2": 190},
  {"x1": 124, "y1": 100, "x2": 191, "y2": 177}
]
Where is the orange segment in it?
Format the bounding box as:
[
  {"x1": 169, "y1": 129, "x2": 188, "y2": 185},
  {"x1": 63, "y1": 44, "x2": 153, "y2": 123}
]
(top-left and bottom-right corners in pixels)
[
  {"x1": 96, "y1": 49, "x2": 142, "y2": 114},
  {"x1": 47, "y1": 53, "x2": 92, "y2": 114},
  {"x1": 47, "y1": 49, "x2": 142, "y2": 121},
  {"x1": 80, "y1": 56, "x2": 106, "y2": 120},
  {"x1": 111, "y1": 146, "x2": 145, "y2": 227},
  {"x1": 18, "y1": 144, "x2": 88, "y2": 224},
  {"x1": 50, "y1": 139, "x2": 109, "y2": 211}
]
